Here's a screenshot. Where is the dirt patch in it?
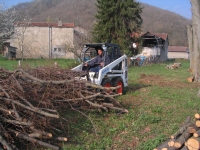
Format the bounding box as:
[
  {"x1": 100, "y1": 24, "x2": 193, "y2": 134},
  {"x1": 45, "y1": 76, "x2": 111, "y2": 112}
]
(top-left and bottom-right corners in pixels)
[
  {"x1": 121, "y1": 95, "x2": 144, "y2": 108},
  {"x1": 109, "y1": 131, "x2": 139, "y2": 150},
  {"x1": 138, "y1": 74, "x2": 200, "y2": 88}
]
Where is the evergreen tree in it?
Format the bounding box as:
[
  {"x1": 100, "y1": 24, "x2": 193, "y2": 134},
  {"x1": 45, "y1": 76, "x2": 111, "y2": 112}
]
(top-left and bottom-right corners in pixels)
[{"x1": 92, "y1": 0, "x2": 142, "y2": 54}]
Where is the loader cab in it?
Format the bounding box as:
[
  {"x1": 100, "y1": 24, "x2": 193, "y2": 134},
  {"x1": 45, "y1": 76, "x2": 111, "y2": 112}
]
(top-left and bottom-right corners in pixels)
[
  {"x1": 107, "y1": 46, "x2": 122, "y2": 70},
  {"x1": 82, "y1": 43, "x2": 122, "y2": 71}
]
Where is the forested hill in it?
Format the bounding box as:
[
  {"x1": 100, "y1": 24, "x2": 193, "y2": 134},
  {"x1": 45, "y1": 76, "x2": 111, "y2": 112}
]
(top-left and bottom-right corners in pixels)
[{"x1": 13, "y1": 0, "x2": 191, "y2": 46}]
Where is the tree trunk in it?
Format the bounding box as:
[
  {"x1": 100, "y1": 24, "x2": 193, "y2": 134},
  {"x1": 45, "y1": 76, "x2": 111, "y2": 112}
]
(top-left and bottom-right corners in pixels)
[
  {"x1": 171, "y1": 123, "x2": 192, "y2": 139},
  {"x1": 190, "y1": 0, "x2": 200, "y2": 82},
  {"x1": 174, "y1": 130, "x2": 191, "y2": 148},
  {"x1": 153, "y1": 139, "x2": 171, "y2": 150},
  {"x1": 187, "y1": 25, "x2": 193, "y2": 70}
]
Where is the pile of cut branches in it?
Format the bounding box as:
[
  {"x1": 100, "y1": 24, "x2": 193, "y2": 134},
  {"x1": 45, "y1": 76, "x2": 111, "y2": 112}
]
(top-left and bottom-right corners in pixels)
[{"x1": 0, "y1": 67, "x2": 127, "y2": 150}]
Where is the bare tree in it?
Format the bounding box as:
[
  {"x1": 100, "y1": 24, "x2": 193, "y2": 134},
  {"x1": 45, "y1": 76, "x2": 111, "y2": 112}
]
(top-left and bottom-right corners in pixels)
[
  {"x1": 10, "y1": 15, "x2": 38, "y2": 61},
  {"x1": 61, "y1": 28, "x2": 91, "y2": 62},
  {"x1": 11, "y1": 16, "x2": 34, "y2": 61},
  {"x1": 0, "y1": 4, "x2": 17, "y2": 43}
]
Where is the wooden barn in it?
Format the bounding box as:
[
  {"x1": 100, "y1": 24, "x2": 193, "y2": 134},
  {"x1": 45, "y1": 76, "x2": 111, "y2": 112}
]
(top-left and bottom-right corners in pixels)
[{"x1": 141, "y1": 32, "x2": 169, "y2": 62}]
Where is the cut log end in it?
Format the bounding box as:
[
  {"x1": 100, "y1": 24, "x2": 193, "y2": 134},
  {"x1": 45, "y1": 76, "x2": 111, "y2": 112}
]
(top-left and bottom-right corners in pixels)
[
  {"x1": 174, "y1": 142, "x2": 181, "y2": 148},
  {"x1": 187, "y1": 76, "x2": 195, "y2": 82},
  {"x1": 187, "y1": 137, "x2": 200, "y2": 149},
  {"x1": 195, "y1": 113, "x2": 200, "y2": 119},
  {"x1": 196, "y1": 120, "x2": 200, "y2": 127},
  {"x1": 168, "y1": 140, "x2": 174, "y2": 146}
]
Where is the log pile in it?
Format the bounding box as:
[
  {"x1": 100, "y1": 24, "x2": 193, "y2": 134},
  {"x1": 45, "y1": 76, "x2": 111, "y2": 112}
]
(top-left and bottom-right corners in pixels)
[
  {"x1": 154, "y1": 114, "x2": 200, "y2": 150},
  {"x1": 165, "y1": 63, "x2": 181, "y2": 70},
  {"x1": 0, "y1": 67, "x2": 127, "y2": 150}
]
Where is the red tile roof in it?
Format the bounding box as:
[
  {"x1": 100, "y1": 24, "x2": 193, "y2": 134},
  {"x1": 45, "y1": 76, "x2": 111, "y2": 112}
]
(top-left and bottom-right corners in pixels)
[
  {"x1": 168, "y1": 46, "x2": 189, "y2": 52},
  {"x1": 14, "y1": 22, "x2": 74, "y2": 28}
]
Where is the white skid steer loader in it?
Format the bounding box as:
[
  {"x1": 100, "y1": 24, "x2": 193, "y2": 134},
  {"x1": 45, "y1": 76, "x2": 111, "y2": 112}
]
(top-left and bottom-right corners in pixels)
[{"x1": 71, "y1": 43, "x2": 128, "y2": 94}]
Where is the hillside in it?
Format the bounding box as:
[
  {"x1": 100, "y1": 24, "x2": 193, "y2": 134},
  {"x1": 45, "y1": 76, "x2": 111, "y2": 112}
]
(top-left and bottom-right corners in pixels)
[
  {"x1": 13, "y1": 0, "x2": 191, "y2": 46},
  {"x1": 141, "y1": 3, "x2": 191, "y2": 46}
]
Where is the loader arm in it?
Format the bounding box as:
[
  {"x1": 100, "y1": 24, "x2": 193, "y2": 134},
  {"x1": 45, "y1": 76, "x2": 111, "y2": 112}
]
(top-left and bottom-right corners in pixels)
[{"x1": 97, "y1": 55, "x2": 128, "y2": 86}]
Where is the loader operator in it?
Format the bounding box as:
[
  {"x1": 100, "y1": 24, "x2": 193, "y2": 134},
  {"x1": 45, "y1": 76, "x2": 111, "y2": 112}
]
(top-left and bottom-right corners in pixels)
[{"x1": 84, "y1": 47, "x2": 110, "y2": 72}]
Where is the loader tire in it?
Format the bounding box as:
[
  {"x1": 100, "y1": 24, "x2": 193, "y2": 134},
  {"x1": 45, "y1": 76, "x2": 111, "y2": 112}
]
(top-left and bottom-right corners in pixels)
[
  {"x1": 101, "y1": 79, "x2": 112, "y2": 93},
  {"x1": 112, "y1": 77, "x2": 124, "y2": 95},
  {"x1": 101, "y1": 79, "x2": 112, "y2": 87}
]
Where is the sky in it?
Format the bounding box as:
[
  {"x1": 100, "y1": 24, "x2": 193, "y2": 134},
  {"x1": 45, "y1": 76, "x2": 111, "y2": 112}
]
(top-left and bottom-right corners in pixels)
[
  {"x1": 138, "y1": 0, "x2": 192, "y2": 19},
  {"x1": 1, "y1": 0, "x2": 192, "y2": 19},
  {"x1": 1, "y1": 0, "x2": 32, "y2": 7}
]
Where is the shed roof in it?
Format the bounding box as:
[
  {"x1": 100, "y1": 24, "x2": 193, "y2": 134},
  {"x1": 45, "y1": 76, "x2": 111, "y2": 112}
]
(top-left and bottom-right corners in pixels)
[
  {"x1": 4, "y1": 45, "x2": 18, "y2": 49},
  {"x1": 168, "y1": 46, "x2": 189, "y2": 52},
  {"x1": 142, "y1": 32, "x2": 168, "y2": 41}
]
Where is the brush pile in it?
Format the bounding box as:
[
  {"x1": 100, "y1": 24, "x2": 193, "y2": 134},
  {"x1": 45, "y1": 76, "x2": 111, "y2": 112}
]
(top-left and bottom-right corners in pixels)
[{"x1": 0, "y1": 67, "x2": 127, "y2": 150}]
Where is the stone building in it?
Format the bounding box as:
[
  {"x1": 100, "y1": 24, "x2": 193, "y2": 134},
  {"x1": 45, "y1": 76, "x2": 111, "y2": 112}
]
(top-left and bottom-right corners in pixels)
[{"x1": 8, "y1": 22, "x2": 88, "y2": 59}]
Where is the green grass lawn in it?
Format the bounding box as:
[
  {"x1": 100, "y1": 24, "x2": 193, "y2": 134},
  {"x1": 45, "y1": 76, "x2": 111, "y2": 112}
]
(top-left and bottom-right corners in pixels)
[
  {"x1": 0, "y1": 57, "x2": 199, "y2": 150},
  {"x1": 62, "y1": 59, "x2": 200, "y2": 150},
  {"x1": 0, "y1": 56, "x2": 78, "y2": 70}
]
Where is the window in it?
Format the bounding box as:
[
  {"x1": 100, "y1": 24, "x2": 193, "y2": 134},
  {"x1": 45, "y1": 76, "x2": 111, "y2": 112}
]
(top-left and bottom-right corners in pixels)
[
  {"x1": 53, "y1": 46, "x2": 62, "y2": 52},
  {"x1": 83, "y1": 48, "x2": 96, "y2": 62}
]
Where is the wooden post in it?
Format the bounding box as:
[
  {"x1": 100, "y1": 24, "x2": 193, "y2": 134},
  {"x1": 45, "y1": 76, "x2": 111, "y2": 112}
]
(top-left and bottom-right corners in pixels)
[
  {"x1": 54, "y1": 62, "x2": 58, "y2": 68},
  {"x1": 18, "y1": 60, "x2": 21, "y2": 68}
]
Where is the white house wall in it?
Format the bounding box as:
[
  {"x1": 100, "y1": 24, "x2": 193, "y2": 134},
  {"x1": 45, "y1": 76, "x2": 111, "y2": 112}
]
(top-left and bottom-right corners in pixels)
[
  {"x1": 10, "y1": 26, "x2": 74, "y2": 59},
  {"x1": 142, "y1": 46, "x2": 163, "y2": 57},
  {"x1": 168, "y1": 52, "x2": 189, "y2": 59}
]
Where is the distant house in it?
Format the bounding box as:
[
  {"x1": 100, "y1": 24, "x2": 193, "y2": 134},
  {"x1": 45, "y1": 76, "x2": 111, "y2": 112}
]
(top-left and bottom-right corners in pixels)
[
  {"x1": 6, "y1": 21, "x2": 89, "y2": 59},
  {"x1": 168, "y1": 46, "x2": 189, "y2": 59},
  {"x1": 141, "y1": 32, "x2": 169, "y2": 62},
  {"x1": 2, "y1": 43, "x2": 17, "y2": 60}
]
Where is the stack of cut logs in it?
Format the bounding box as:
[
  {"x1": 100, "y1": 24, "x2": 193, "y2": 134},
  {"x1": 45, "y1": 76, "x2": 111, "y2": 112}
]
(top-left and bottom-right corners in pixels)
[
  {"x1": 154, "y1": 114, "x2": 200, "y2": 150},
  {"x1": 0, "y1": 67, "x2": 127, "y2": 150},
  {"x1": 165, "y1": 63, "x2": 181, "y2": 70}
]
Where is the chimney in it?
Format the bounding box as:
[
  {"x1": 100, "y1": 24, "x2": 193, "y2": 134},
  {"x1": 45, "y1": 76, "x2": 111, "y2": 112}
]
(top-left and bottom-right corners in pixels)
[{"x1": 58, "y1": 18, "x2": 62, "y2": 27}]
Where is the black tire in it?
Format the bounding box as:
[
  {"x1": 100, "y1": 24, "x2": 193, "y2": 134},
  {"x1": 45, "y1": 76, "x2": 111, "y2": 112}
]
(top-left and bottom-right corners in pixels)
[
  {"x1": 101, "y1": 78, "x2": 112, "y2": 87},
  {"x1": 112, "y1": 77, "x2": 124, "y2": 95},
  {"x1": 101, "y1": 78, "x2": 112, "y2": 94}
]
